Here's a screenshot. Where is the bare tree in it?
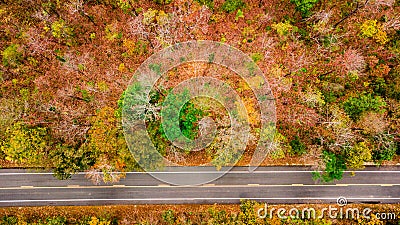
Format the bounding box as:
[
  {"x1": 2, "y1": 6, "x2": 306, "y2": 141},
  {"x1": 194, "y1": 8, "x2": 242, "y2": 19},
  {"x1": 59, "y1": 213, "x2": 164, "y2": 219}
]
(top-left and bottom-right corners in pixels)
[{"x1": 86, "y1": 161, "x2": 123, "y2": 185}]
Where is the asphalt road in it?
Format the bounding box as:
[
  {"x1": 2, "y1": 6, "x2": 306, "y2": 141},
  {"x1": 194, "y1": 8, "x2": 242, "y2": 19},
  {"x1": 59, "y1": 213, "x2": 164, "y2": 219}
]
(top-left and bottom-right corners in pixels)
[{"x1": 0, "y1": 166, "x2": 399, "y2": 206}]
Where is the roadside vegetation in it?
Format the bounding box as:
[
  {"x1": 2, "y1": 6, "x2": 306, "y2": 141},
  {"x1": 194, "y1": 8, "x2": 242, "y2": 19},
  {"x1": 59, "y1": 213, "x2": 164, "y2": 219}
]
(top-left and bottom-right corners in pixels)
[
  {"x1": 0, "y1": 201, "x2": 399, "y2": 224},
  {"x1": 0, "y1": 0, "x2": 399, "y2": 184}
]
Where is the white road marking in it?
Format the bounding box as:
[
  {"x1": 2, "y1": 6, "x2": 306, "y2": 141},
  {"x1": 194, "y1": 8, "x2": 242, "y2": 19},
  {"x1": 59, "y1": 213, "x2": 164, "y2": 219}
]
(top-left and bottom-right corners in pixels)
[
  {"x1": 0, "y1": 184, "x2": 399, "y2": 190},
  {"x1": 1, "y1": 197, "x2": 399, "y2": 203},
  {"x1": 1, "y1": 170, "x2": 400, "y2": 176}
]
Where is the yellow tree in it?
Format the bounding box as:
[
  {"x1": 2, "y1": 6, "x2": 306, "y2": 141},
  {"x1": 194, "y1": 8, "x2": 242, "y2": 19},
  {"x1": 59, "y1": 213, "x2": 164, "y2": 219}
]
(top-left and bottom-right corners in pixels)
[
  {"x1": 344, "y1": 142, "x2": 372, "y2": 169},
  {"x1": 82, "y1": 106, "x2": 135, "y2": 184},
  {"x1": 1, "y1": 122, "x2": 50, "y2": 166}
]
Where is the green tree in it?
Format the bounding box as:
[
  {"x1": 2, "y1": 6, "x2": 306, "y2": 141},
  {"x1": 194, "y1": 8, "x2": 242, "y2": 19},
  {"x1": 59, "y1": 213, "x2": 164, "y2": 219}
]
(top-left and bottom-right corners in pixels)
[
  {"x1": 160, "y1": 89, "x2": 191, "y2": 142},
  {"x1": 313, "y1": 151, "x2": 347, "y2": 182},
  {"x1": 179, "y1": 101, "x2": 205, "y2": 140},
  {"x1": 290, "y1": 0, "x2": 319, "y2": 17},
  {"x1": 160, "y1": 89, "x2": 205, "y2": 142},
  {"x1": 221, "y1": 0, "x2": 245, "y2": 13},
  {"x1": 51, "y1": 144, "x2": 96, "y2": 180},
  {"x1": 342, "y1": 93, "x2": 386, "y2": 121}
]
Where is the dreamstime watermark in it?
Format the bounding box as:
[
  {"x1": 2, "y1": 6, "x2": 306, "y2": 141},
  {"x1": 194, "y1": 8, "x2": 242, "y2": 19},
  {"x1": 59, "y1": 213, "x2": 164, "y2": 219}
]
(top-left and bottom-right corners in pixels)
[
  {"x1": 257, "y1": 197, "x2": 398, "y2": 220},
  {"x1": 122, "y1": 40, "x2": 276, "y2": 185}
]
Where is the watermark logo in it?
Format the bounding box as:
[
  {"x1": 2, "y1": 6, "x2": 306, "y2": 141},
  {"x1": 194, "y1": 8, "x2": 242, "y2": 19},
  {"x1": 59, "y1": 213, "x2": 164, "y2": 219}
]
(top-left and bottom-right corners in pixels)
[
  {"x1": 121, "y1": 41, "x2": 276, "y2": 185},
  {"x1": 257, "y1": 197, "x2": 397, "y2": 220},
  {"x1": 336, "y1": 196, "x2": 347, "y2": 206}
]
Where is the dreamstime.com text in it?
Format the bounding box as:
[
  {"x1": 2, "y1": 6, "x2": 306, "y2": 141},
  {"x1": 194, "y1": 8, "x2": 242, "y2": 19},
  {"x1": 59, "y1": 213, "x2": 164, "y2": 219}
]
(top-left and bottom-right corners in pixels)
[{"x1": 257, "y1": 198, "x2": 398, "y2": 220}]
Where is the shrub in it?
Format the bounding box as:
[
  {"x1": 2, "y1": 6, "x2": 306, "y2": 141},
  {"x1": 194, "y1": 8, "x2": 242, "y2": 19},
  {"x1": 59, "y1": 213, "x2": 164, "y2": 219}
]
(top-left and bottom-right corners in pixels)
[
  {"x1": 208, "y1": 207, "x2": 229, "y2": 223},
  {"x1": 250, "y1": 52, "x2": 263, "y2": 63},
  {"x1": 147, "y1": 120, "x2": 169, "y2": 156},
  {"x1": 372, "y1": 77, "x2": 387, "y2": 96},
  {"x1": 303, "y1": 88, "x2": 325, "y2": 108},
  {"x1": 123, "y1": 39, "x2": 147, "y2": 56},
  {"x1": 2, "y1": 44, "x2": 23, "y2": 67},
  {"x1": 386, "y1": 67, "x2": 400, "y2": 100},
  {"x1": 270, "y1": 132, "x2": 288, "y2": 159},
  {"x1": 153, "y1": 0, "x2": 173, "y2": 4},
  {"x1": 42, "y1": 216, "x2": 67, "y2": 225},
  {"x1": 0, "y1": 98, "x2": 24, "y2": 141},
  {"x1": 85, "y1": 217, "x2": 111, "y2": 225},
  {"x1": 373, "y1": 142, "x2": 396, "y2": 161},
  {"x1": 221, "y1": 0, "x2": 245, "y2": 13},
  {"x1": 322, "y1": 90, "x2": 338, "y2": 103},
  {"x1": 105, "y1": 24, "x2": 122, "y2": 41},
  {"x1": 239, "y1": 200, "x2": 257, "y2": 225},
  {"x1": 360, "y1": 20, "x2": 389, "y2": 44},
  {"x1": 143, "y1": 9, "x2": 158, "y2": 25},
  {"x1": 289, "y1": 135, "x2": 307, "y2": 156},
  {"x1": 290, "y1": 0, "x2": 319, "y2": 17},
  {"x1": 342, "y1": 93, "x2": 386, "y2": 121},
  {"x1": 162, "y1": 210, "x2": 176, "y2": 224},
  {"x1": 1, "y1": 216, "x2": 18, "y2": 225},
  {"x1": 235, "y1": 9, "x2": 244, "y2": 21},
  {"x1": 373, "y1": 134, "x2": 397, "y2": 161}
]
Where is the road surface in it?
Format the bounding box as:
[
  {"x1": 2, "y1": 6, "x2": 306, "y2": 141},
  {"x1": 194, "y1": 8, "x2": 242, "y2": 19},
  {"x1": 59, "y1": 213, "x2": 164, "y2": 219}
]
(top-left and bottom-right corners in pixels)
[{"x1": 0, "y1": 166, "x2": 399, "y2": 206}]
